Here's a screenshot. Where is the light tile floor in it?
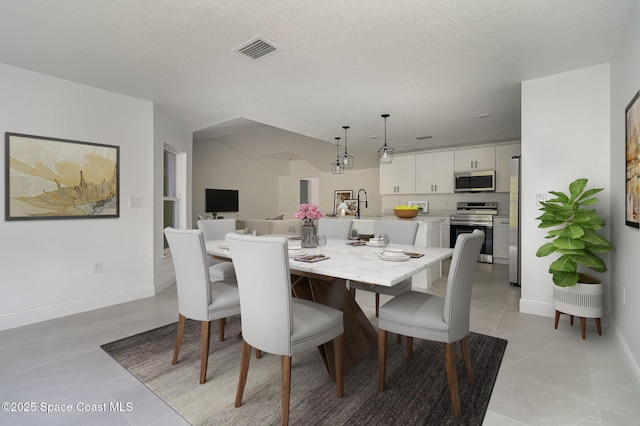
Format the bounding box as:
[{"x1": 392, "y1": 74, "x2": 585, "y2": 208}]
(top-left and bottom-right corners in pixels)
[{"x1": 1, "y1": 262, "x2": 639, "y2": 425}]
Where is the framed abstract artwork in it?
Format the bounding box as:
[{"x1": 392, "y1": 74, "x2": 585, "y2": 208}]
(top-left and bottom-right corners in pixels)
[
  {"x1": 625, "y1": 91, "x2": 640, "y2": 228},
  {"x1": 5, "y1": 133, "x2": 120, "y2": 220}
]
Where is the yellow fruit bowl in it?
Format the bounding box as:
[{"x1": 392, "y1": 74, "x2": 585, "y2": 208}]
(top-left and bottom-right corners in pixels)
[{"x1": 394, "y1": 208, "x2": 419, "y2": 219}]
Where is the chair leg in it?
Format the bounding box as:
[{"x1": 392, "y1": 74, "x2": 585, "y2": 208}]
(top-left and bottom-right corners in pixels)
[
  {"x1": 595, "y1": 318, "x2": 602, "y2": 335},
  {"x1": 460, "y1": 335, "x2": 474, "y2": 385},
  {"x1": 406, "y1": 336, "x2": 413, "y2": 361},
  {"x1": 255, "y1": 349, "x2": 263, "y2": 359},
  {"x1": 199, "y1": 321, "x2": 211, "y2": 384},
  {"x1": 444, "y1": 342, "x2": 462, "y2": 418},
  {"x1": 350, "y1": 287, "x2": 356, "y2": 298},
  {"x1": 375, "y1": 293, "x2": 380, "y2": 317},
  {"x1": 570, "y1": 315, "x2": 575, "y2": 326},
  {"x1": 333, "y1": 334, "x2": 344, "y2": 398},
  {"x1": 235, "y1": 340, "x2": 252, "y2": 407},
  {"x1": 378, "y1": 328, "x2": 387, "y2": 391},
  {"x1": 281, "y1": 355, "x2": 292, "y2": 426},
  {"x1": 580, "y1": 317, "x2": 586, "y2": 339},
  {"x1": 218, "y1": 318, "x2": 226, "y2": 341},
  {"x1": 172, "y1": 314, "x2": 186, "y2": 365},
  {"x1": 554, "y1": 310, "x2": 560, "y2": 329}
]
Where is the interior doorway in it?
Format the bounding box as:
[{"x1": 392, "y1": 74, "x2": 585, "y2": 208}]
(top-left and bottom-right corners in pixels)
[{"x1": 299, "y1": 177, "x2": 319, "y2": 205}]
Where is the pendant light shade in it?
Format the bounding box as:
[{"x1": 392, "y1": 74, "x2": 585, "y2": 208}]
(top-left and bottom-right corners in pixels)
[
  {"x1": 340, "y1": 126, "x2": 354, "y2": 169},
  {"x1": 377, "y1": 114, "x2": 394, "y2": 164},
  {"x1": 331, "y1": 137, "x2": 344, "y2": 174}
]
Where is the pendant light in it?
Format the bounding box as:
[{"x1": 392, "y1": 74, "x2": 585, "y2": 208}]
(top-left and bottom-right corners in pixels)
[
  {"x1": 377, "y1": 114, "x2": 394, "y2": 164},
  {"x1": 340, "y1": 126, "x2": 354, "y2": 169},
  {"x1": 330, "y1": 137, "x2": 344, "y2": 174}
]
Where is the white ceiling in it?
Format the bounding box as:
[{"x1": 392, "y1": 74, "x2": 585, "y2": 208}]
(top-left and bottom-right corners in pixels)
[{"x1": 0, "y1": 1, "x2": 636, "y2": 161}]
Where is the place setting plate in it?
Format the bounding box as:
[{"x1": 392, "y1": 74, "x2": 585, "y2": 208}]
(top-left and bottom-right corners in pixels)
[
  {"x1": 288, "y1": 248, "x2": 307, "y2": 258},
  {"x1": 378, "y1": 248, "x2": 410, "y2": 262},
  {"x1": 366, "y1": 239, "x2": 387, "y2": 247},
  {"x1": 218, "y1": 241, "x2": 229, "y2": 249}
]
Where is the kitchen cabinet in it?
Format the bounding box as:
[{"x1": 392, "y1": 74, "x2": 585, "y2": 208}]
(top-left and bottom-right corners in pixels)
[
  {"x1": 493, "y1": 216, "x2": 509, "y2": 263},
  {"x1": 454, "y1": 146, "x2": 495, "y2": 172},
  {"x1": 495, "y1": 143, "x2": 521, "y2": 192},
  {"x1": 380, "y1": 155, "x2": 415, "y2": 194},
  {"x1": 415, "y1": 151, "x2": 454, "y2": 194}
]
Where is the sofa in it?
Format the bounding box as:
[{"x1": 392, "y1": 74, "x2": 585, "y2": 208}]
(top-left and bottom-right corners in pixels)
[{"x1": 241, "y1": 218, "x2": 302, "y2": 236}]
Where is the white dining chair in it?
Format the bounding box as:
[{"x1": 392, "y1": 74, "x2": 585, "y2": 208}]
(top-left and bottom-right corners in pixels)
[
  {"x1": 226, "y1": 233, "x2": 344, "y2": 426},
  {"x1": 317, "y1": 217, "x2": 353, "y2": 239},
  {"x1": 197, "y1": 218, "x2": 237, "y2": 280},
  {"x1": 349, "y1": 220, "x2": 419, "y2": 316},
  {"x1": 377, "y1": 229, "x2": 484, "y2": 418},
  {"x1": 164, "y1": 227, "x2": 241, "y2": 384}
]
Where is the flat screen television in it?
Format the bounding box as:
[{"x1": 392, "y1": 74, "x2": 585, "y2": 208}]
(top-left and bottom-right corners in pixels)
[{"x1": 206, "y1": 189, "x2": 239, "y2": 213}]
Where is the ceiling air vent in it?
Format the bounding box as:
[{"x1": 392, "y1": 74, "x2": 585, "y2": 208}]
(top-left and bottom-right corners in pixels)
[{"x1": 236, "y1": 38, "x2": 277, "y2": 59}]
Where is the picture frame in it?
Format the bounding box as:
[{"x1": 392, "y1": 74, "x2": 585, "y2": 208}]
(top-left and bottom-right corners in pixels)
[
  {"x1": 625, "y1": 91, "x2": 640, "y2": 228},
  {"x1": 334, "y1": 189, "x2": 353, "y2": 213},
  {"x1": 5, "y1": 132, "x2": 120, "y2": 220},
  {"x1": 344, "y1": 199, "x2": 358, "y2": 213}
]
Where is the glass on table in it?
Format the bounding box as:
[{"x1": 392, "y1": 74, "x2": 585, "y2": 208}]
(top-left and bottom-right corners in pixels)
[
  {"x1": 288, "y1": 225, "x2": 297, "y2": 236},
  {"x1": 349, "y1": 229, "x2": 360, "y2": 241},
  {"x1": 317, "y1": 234, "x2": 327, "y2": 256}
]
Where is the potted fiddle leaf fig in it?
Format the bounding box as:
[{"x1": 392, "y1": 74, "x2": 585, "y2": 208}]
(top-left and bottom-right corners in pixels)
[
  {"x1": 535, "y1": 178, "x2": 613, "y2": 335},
  {"x1": 536, "y1": 178, "x2": 613, "y2": 286}
]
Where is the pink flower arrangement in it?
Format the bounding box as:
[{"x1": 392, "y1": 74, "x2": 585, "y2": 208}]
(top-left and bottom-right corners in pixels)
[{"x1": 293, "y1": 203, "x2": 324, "y2": 223}]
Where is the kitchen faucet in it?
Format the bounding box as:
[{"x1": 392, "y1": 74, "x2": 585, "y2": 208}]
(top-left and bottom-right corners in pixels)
[{"x1": 356, "y1": 189, "x2": 368, "y2": 218}]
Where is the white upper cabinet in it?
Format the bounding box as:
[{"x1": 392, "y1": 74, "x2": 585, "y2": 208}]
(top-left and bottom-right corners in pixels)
[
  {"x1": 380, "y1": 155, "x2": 416, "y2": 194},
  {"x1": 495, "y1": 143, "x2": 521, "y2": 192},
  {"x1": 415, "y1": 151, "x2": 454, "y2": 194},
  {"x1": 454, "y1": 146, "x2": 496, "y2": 171}
]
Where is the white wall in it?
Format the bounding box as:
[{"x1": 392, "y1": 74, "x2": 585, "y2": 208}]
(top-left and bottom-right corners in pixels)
[
  {"x1": 153, "y1": 105, "x2": 192, "y2": 293},
  {"x1": 192, "y1": 139, "x2": 281, "y2": 222},
  {"x1": 0, "y1": 63, "x2": 178, "y2": 330},
  {"x1": 281, "y1": 160, "x2": 380, "y2": 217},
  {"x1": 520, "y1": 64, "x2": 611, "y2": 318},
  {"x1": 610, "y1": 2, "x2": 640, "y2": 392}
]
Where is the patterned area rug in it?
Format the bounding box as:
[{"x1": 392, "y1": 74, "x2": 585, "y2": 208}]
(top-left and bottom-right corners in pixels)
[{"x1": 101, "y1": 315, "x2": 507, "y2": 425}]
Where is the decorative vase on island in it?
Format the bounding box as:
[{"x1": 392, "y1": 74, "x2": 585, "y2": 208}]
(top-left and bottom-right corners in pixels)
[{"x1": 301, "y1": 223, "x2": 318, "y2": 248}]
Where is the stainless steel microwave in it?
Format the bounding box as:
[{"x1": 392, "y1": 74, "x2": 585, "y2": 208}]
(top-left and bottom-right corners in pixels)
[{"x1": 454, "y1": 170, "x2": 496, "y2": 192}]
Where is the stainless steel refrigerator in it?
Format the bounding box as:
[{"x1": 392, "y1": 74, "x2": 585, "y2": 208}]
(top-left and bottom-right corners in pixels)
[{"x1": 509, "y1": 155, "x2": 521, "y2": 286}]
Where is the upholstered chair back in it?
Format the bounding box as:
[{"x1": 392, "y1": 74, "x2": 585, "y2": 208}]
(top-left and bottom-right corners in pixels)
[
  {"x1": 444, "y1": 230, "x2": 485, "y2": 342},
  {"x1": 226, "y1": 233, "x2": 293, "y2": 355},
  {"x1": 373, "y1": 220, "x2": 419, "y2": 245},
  {"x1": 164, "y1": 228, "x2": 212, "y2": 322},
  {"x1": 197, "y1": 218, "x2": 236, "y2": 240},
  {"x1": 317, "y1": 218, "x2": 353, "y2": 239}
]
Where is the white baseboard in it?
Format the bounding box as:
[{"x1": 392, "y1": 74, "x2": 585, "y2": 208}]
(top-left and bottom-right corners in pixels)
[
  {"x1": 519, "y1": 298, "x2": 555, "y2": 318},
  {"x1": 0, "y1": 286, "x2": 155, "y2": 331},
  {"x1": 612, "y1": 322, "x2": 640, "y2": 396}
]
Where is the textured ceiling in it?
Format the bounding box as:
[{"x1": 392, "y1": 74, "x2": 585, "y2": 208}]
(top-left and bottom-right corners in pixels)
[{"x1": 0, "y1": 0, "x2": 636, "y2": 159}]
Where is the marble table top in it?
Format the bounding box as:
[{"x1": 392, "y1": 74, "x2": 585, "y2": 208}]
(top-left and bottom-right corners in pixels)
[{"x1": 205, "y1": 237, "x2": 453, "y2": 287}]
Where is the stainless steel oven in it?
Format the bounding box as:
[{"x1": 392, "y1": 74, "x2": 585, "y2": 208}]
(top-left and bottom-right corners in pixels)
[{"x1": 450, "y1": 201, "x2": 497, "y2": 263}]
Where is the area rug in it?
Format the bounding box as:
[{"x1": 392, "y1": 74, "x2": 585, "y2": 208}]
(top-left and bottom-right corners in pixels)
[{"x1": 101, "y1": 315, "x2": 507, "y2": 425}]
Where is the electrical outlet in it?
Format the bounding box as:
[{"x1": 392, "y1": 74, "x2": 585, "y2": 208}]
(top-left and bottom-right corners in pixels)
[{"x1": 92, "y1": 261, "x2": 103, "y2": 274}]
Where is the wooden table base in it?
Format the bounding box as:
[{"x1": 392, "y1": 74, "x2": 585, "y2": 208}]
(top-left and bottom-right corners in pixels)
[{"x1": 291, "y1": 274, "x2": 377, "y2": 377}]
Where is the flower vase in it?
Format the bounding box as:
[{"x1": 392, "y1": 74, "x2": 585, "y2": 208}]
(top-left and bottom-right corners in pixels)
[{"x1": 301, "y1": 223, "x2": 317, "y2": 248}]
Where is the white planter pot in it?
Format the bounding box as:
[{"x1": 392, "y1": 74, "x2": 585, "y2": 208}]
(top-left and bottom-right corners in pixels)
[{"x1": 553, "y1": 283, "x2": 603, "y2": 318}]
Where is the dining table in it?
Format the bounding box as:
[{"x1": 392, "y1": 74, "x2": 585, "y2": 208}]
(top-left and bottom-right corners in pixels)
[{"x1": 205, "y1": 236, "x2": 453, "y2": 377}]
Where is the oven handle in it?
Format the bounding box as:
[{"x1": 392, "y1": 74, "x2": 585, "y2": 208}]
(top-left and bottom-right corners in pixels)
[{"x1": 450, "y1": 220, "x2": 493, "y2": 227}]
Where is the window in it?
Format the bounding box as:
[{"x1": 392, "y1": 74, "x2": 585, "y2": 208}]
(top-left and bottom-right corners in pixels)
[{"x1": 164, "y1": 148, "x2": 179, "y2": 250}]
